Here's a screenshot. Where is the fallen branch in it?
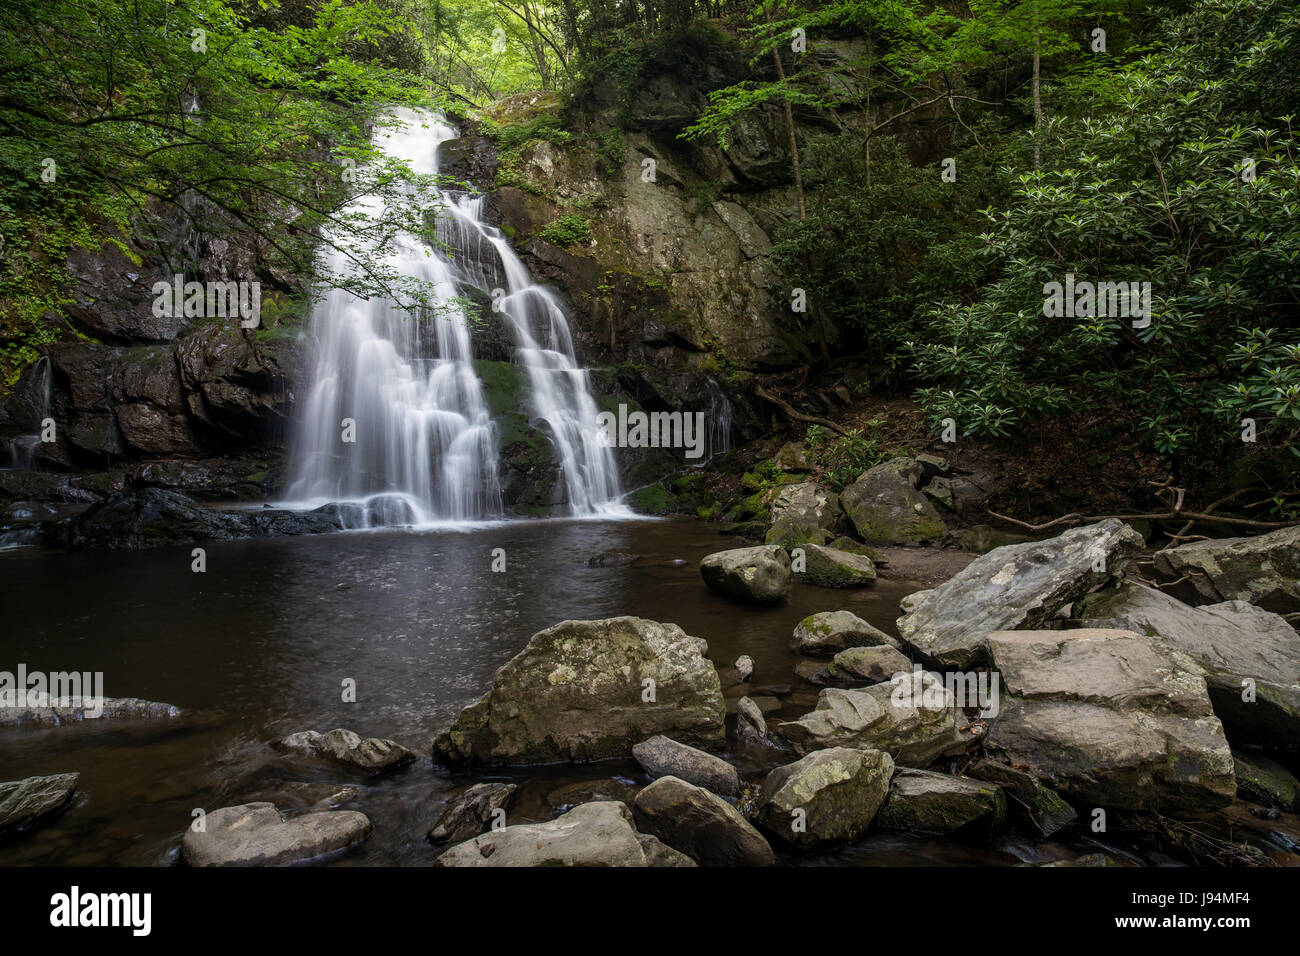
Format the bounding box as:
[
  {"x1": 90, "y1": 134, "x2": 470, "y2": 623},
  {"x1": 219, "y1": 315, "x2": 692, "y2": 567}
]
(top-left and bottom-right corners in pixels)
[
  {"x1": 754, "y1": 384, "x2": 851, "y2": 438},
  {"x1": 987, "y1": 508, "x2": 1300, "y2": 533}
]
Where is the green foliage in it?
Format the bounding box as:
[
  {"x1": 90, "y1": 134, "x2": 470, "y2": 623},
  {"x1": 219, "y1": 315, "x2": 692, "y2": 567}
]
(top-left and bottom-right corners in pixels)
[
  {"x1": 538, "y1": 213, "x2": 592, "y2": 246},
  {"x1": 806, "y1": 422, "x2": 888, "y2": 489}
]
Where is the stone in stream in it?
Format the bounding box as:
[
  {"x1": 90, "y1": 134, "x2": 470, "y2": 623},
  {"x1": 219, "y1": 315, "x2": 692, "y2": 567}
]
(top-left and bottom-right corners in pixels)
[
  {"x1": 790, "y1": 610, "x2": 898, "y2": 657},
  {"x1": 273, "y1": 728, "x2": 417, "y2": 774},
  {"x1": 753, "y1": 747, "x2": 893, "y2": 848},
  {"x1": 1152, "y1": 525, "x2": 1300, "y2": 613},
  {"x1": 631, "y1": 776, "x2": 774, "y2": 866},
  {"x1": 876, "y1": 768, "x2": 1007, "y2": 834},
  {"x1": 1232, "y1": 752, "x2": 1299, "y2": 811},
  {"x1": 765, "y1": 481, "x2": 840, "y2": 550},
  {"x1": 181, "y1": 803, "x2": 372, "y2": 866},
  {"x1": 0, "y1": 695, "x2": 180, "y2": 728},
  {"x1": 839, "y1": 458, "x2": 947, "y2": 546},
  {"x1": 632, "y1": 735, "x2": 740, "y2": 797},
  {"x1": 776, "y1": 673, "x2": 973, "y2": 768},
  {"x1": 427, "y1": 783, "x2": 518, "y2": 844},
  {"x1": 965, "y1": 759, "x2": 1077, "y2": 837},
  {"x1": 985, "y1": 629, "x2": 1235, "y2": 810},
  {"x1": 734, "y1": 654, "x2": 754, "y2": 682},
  {"x1": 0, "y1": 773, "x2": 79, "y2": 834},
  {"x1": 829, "y1": 645, "x2": 913, "y2": 684},
  {"x1": 434, "y1": 801, "x2": 694, "y2": 867},
  {"x1": 432, "y1": 617, "x2": 725, "y2": 765},
  {"x1": 1074, "y1": 581, "x2": 1300, "y2": 750},
  {"x1": 796, "y1": 543, "x2": 877, "y2": 588},
  {"x1": 895, "y1": 519, "x2": 1145, "y2": 668},
  {"x1": 699, "y1": 545, "x2": 792, "y2": 604},
  {"x1": 736, "y1": 696, "x2": 770, "y2": 745}
]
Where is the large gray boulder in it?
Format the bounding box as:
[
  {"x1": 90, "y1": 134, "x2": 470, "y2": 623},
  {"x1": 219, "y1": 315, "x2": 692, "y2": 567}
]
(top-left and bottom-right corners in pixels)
[
  {"x1": 765, "y1": 482, "x2": 841, "y2": 549},
  {"x1": 1074, "y1": 581, "x2": 1300, "y2": 750},
  {"x1": 273, "y1": 728, "x2": 417, "y2": 774},
  {"x1": 432, "y1": 617, "x2": 725, "y2": 765},
  {"x1": 796, "y1": 543, "x2": 876, "y2": 588},
  {"x1": 876, "y1": 768, "x2": 1007, "y2": 834},
  {"x1": 986, "y1": 629, "x2": 1235, "y2": 810},
  {"x1": 0, "y1": 773, "x2": 79, "y2": 833},
  {"x1": 839, "y1": 458, "x2": 947, "y2": 545},
  {"x1": 181, "y1": 803, "x2": 372, "y2": 866},
  {"x1": 829, "y1": 645, "x2": 913, "y2": 684},
  {"x1": 700, "y1": 546, "x2": 791, "y2": 603},
  {"x1": 434, "y1": 801, "x2": 693, "y2": 867},
  {"x1": 790, "y1": 610, "x2": 897, "y2": 657},
  {"x1": 1152, "y1": 525, "x2": 1300, "y2": 613},
  {"x1": 775, "y1": 674, "x2": 974, "y2": 767},
  {"x1": 631, "y1": 776, "x2": 774, "y2": 866},
  {"x1": 632, "y1": 735, "x2": 740, "y2": 797},
  {"x1": 754, "y1": 747, "x2": 893, "y2": 848},
  {"x1": 895, "y1": 519, "x2": 1145, "y2": 668},
  {"x1": 427, "y1": 783, "x2": 518, "y2": 844}
]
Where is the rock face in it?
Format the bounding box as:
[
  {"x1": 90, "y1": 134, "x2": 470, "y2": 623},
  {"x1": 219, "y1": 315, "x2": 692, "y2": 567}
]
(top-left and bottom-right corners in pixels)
[
  {"x1": 273, "y1": 728, "x2": 417, "y2": 774},
  {"x1": 699, "y1": 546, "x2": 791, "y2": 603},
  {"x1": 632, "y1": 735, "x2": 740, "y2": 797},
  {"x1": 1233, "y1": 752, "x2": 1299, "y2": 811},
  {"x1": 181, "y1": 803, "x2": 372, "y2": 866},
  {"x1": 0, "y1": 695, "x2": 180, "y2": 727},
  {"x1": 829, "y1": 645, "x2": 913, "y2": 684},
  {"x1": 776, "y1": 676, "x2": 972, "y2": 767},
  {"x1": 1074, "y1": 581, "x2": 1300, "y2": 750},
  {"x1": 839, "y1": 458, "x2": 947, "y2": 546},
  {"x1": 432, "y1": 617, "x2": 725, "y2": 765},
  {"x1": 434, "y1": 800, "x2": 693, "y2": 867},
  {"x1": 797, "y1": 543, "x2": 876, "y2": 588},
  {"x1": 754, "y1": 747, "x2": 893, "y2": 848},
  {"x1": 1153, "y1": 526, "x2": 1300, "y2": 613},
  {"x1": 966, "y1": 759, "x2": 1077, "y2": 836},
  {"x1": 895, "y1": 519, "x2": 1145, "y2": 668},
  {"x1": 631, "y1": 776, "x2": 774, "y2": 866},
  {"x1": 427, "y1": 783, "x2": 518, "y2": 844},
  {"x1": 0, "y1": 773, "x2": 79, "y2": 833},
  {"x1": 876, "y1": 768, "x2": 1007, "y2": 834},
  {"x1": 791, "y1": 610, "x2": 897, "y2": 656},
  {"x1": 986, "y1": 629, "x2": 1235, "y2": 810},
  {"x1": 765, "y1": 482, "x2": 840, "y2": 549}
]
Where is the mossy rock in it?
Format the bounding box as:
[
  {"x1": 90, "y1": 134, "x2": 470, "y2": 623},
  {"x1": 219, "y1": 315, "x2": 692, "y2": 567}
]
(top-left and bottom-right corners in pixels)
[{"x1": 626, "y1": 483, "x2": 678, "y2": 515}]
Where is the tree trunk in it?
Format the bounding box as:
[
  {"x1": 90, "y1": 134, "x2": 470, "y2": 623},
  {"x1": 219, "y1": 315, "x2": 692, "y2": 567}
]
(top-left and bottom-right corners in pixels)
[{"x1": 770, "y1": 44, "x2": 805, "y2": 219}]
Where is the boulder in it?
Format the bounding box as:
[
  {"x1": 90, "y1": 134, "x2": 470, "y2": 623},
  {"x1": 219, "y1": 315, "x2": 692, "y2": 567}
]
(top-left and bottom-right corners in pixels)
[
  {"x1": 776, "y1": 675, "x2": 973, "y2": 767},
  {"x1": 1232, "y1": 752, "x2": 1299, "y2": 811},
  {"x1": 273, "y1": 728, "x2": 417, "y2": 774},
  {"x1": 773, "y1": 442, "x2": 812, "y2": 473},
  {"x1": 986, "y1": 629, "x2": 1235, "y2": 810},
  {"x1": 765, "y1": 482, "x2": 840, "y2": 549},
  {"x1": 0, "y1": 773, "x2": 79, "y2": 833},
  {"x1": 1074, "y1": 581, "x2": 1300, "y2": 750},
  {"x1": 829, "y1": 645, "x2": 913, "y2": 684},
  {"x1": 0, "y1": 695, "x2": 180, "y2": 727},
  {"x1": 796, "y1": 543, "x2": 876, "y2": 588},
  {"x1": 876, "y1": 768, "x2": 1007, "y2": 834},
  {"x1": 65, "y1": 488, "x2": 243, "y2": 549},
  {"x1": 427, "y1": 783, "x2": 518, "y2": 844},
  {"x1": 790, "y1": 610, "x2": 897, "y2": 656},
  {"x1": 839, "y1": 458, "x2": 947, "y2": 545},
  {"x1": 700, "y1": 545, "x2": 791, "y2": 603},
  {"x1": 965, "y1": 759, "x2": 1077, "y2": 836},
  {"x1": 734, "y1": 655, "x2": 755, "y2": 682},
  {"x1": 631, "y1": 776, "x2": 774, "y2": 866},
  {"x1": 736, "y1": 696, "x2": 770, "y2": 744},
  {"x1": 895, "y1": 519, "x2": 1145, "y2": 668},
  {"x1": 181, "y1": 803, "x2": 372, "y2": 866},
  {"x1": 432, "y1": 617, "x2": 725, "y2": 765},
  {"x1": 632, "y1": 735, "x2": 740, "y2": 797},
  {"x1": 754, "y1": 747, "x2": 893, "y2": 848},
  {"x1": 1152, "y1": 525, "x2": 1300, "y2": 613}
]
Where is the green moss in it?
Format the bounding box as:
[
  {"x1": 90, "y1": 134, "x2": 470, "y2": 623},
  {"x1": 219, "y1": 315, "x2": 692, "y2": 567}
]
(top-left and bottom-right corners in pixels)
[
  {"x1": 626, "y1": 483, "x2": 678, "y2": 515},
  {"x1": 538, "y1": 214, "x2": 592, "y2": 247}
]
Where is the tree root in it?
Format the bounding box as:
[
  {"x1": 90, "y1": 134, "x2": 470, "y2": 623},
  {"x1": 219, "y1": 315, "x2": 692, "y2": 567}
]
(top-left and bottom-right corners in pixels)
[{"x1": 754, "y1": 384, "x2": 852, "y2": 438}]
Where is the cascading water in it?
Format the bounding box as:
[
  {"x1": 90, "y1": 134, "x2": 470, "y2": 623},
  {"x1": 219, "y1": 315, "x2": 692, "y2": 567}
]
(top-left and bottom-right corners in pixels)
[
  {"x1": 703, "y1": 377, "x2": 733, "y2": 463},
  {"x1": 286, "y1": 108, "x2": 622, "y2": 526},
  {"x1": 0, "y1": 356, "x2": 51, "y2": 470}
]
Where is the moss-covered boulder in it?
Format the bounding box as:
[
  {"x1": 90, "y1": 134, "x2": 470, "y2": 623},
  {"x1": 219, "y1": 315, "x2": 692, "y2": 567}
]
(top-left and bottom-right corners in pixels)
[
  {"x1": 754, "y1": 747, "x2": 894, "y2": 848},
  {"x1": 876, "y1": 768, "x2": 1007, "y2": 834},
  {"x1": 790, "y1": 610, "x2": 896, "y2": 656},
  {"x1": 1233, "y1": 751, "x2": 1300, "y2": 811},
  {"x1": 840, "y1": 458, "x2": 947, "y2": 546},
  {"x1": 764, "y1": 481, "x2": 840, "y2": 550},
  {"x1": 700, "y1": 545, "x2": 791, "y2": 604},
  {"x1": 796, "y1": 542, "x2": 876, "y2": 588}
]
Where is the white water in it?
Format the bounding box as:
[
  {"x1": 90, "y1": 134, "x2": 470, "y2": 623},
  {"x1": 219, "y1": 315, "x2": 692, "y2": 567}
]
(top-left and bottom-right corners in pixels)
[{"x1": 286, "y1": 108, "x2": 623, "y2": 526}]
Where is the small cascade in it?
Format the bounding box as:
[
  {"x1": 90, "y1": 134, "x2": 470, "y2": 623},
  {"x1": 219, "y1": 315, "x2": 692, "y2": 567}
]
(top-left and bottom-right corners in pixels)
[
  {"x1": 703, "y1": 376, "x2": 734, "y2": 463},
  {"x1": 1, "y1": 356, "x2": 51, "y2": 470}
]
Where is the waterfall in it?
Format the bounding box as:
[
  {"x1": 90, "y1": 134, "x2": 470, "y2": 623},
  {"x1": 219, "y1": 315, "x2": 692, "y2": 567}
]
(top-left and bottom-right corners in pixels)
[
  {"x1": 285, "y1": 108, "x2": 623, "y2": 526},
  {"x1": 703, "y1": 376, "x2": 733, "y2": 462},
  {"x1": 1, "y1": 356, "x2": 51, "y2": 470}
]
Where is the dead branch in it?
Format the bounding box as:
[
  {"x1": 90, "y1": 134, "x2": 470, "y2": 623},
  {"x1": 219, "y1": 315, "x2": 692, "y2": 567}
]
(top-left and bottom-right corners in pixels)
[{"x1": 754, "y1": 384, "x2": 851, "y2": 438}]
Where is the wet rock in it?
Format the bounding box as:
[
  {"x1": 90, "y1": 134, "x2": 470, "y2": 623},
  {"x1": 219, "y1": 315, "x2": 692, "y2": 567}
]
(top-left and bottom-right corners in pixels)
[
  {"x1": 776, "y1": 675, "x2": 972, "y2": 767},
  {"x1": 181, "y1": 803, "x2": 372, "y2": 866},
  {"x1": 876, "y1": 768, "x2": 1007, "y2": 834},
  {"x1": 432, "y1": 617, "x2": 725, "y2": 764},
  {"x1": 829, "y1": 645, "x2": 913, "y2": 684},
  {"x1": 796, "y1": 543, "x2": 876, "y2": 588},
  {"x1": 734, "y1": 655, "x2": 754, "y2": 682},
  {"x1": 754, "y1": 747, "x2": 893, "y2": 848},
  {"x1": 632, "y1": 735, "x2": 740, "y2": 797},
  {"x1": 765, "y1": 481, "x2": 839, "y2": 549},
  {"x1": 636, "y1": 832, "x2": 698, "y2": 867},
  {"x1": 65, "y1": 488, "x2": 242, "y2": 549},
  {"x1": 0, "y1": 695, "x2": 180, "y2": 727},
  {"x1": 1152, "y1": 526, "x2": 1300, "y2": 613},
  {"x1": 736, "y1": 696, "x2": 770, "y2": 744},
  {"x1": 986, "y1": 629, "x2": 1235, "y2": 810},
  {"x1": 840, "y1": 458, "x2": 947, "y2": 546},
  {"x1": 965, "y1": 759, "x2": 1077, "y2": 836},
  {"x1": 631, "y1": 776, "x2": 774, "y2": 866},
  {"x1": 1074, "y1": 581, "x2": 1300, "y2": 750},
  {"x1": 895, "y1": 519, "x2": 1145, "y2": 668},
  {"x1": 427, "y1": 783, "x2": 518, "y2": 844},
  {"x1": 585, "y1": 551, "x2": 639, "y2": 567},
  {"x1": 1233, "y1": 752, "x2": 1299, "y2": 811},
  {"x1": 700, "y1": 545, "x2": 791, "y2": 603},
  {"x1": 273, "y1": 728, "x2": 416, "y2": 774},
  {"x1": 0, "y1": 773, "x2": 79, "y2": 833},
  {"x1": 790, "y1": 610, "x2": 897, "y2": 657}
]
